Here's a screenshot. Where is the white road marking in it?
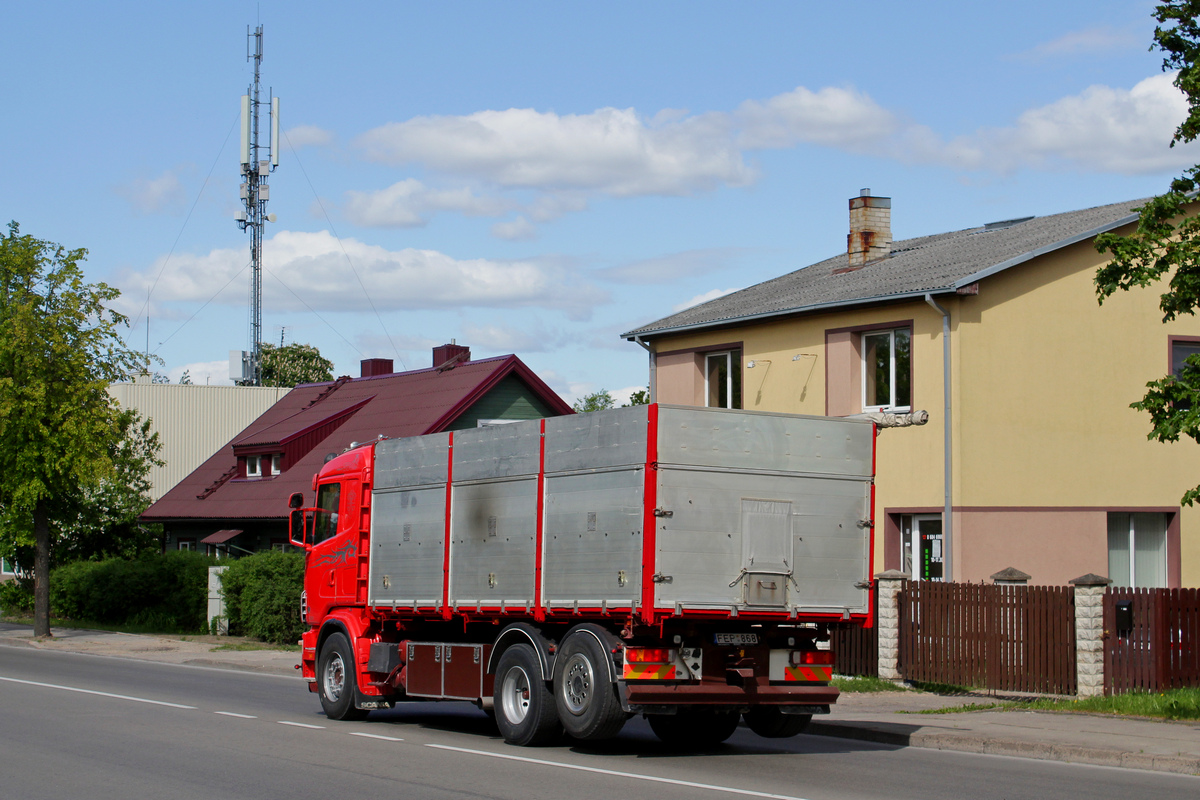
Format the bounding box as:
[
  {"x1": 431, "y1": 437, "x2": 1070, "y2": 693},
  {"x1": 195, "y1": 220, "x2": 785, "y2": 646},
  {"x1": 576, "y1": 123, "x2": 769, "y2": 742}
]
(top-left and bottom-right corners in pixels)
[
  {"x1": 424, "y1": 744, "x2": 813, "y2": 800},
  {"x1": 278, "y1": 721, "x2": 325, "y2": 729},
  {"x1": 0, "y1": 675, "x2": 196, "y2": 709},
  {"x1": 214, "y1": 712, "x2": 257, "y2": 719},
  {"x1": 348, "y1": 732, "x2": 403, "y2": 741}
]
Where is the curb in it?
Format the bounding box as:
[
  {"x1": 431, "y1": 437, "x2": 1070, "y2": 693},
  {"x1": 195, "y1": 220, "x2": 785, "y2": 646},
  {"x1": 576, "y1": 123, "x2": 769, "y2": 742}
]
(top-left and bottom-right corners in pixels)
[{"x1": 808, "y1": 721, "x2": 1200, "y2": 776}]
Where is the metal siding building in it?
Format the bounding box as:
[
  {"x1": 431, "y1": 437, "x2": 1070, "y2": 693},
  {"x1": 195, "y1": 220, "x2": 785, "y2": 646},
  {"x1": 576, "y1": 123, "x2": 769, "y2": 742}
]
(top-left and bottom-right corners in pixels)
[{"x1": 108, "y1": 379, "x2": 290, "y2": 501}]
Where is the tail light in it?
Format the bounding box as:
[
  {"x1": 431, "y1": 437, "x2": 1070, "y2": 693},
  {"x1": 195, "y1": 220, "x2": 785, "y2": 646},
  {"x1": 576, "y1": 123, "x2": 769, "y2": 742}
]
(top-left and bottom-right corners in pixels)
[
  {"x1": 624, "y1": 647, "x2": 673, "y2": 663},
  {"x1": 792, "y1": 650, "x2": 835, "y2": 666}
]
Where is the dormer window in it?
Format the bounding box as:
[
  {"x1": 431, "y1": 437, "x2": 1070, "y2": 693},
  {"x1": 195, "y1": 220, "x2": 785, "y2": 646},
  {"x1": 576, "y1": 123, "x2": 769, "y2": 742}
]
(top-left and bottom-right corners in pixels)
[
  {"x1": 272, "y1": 454, "x2": 282, "y2": 475},
  {"x1": 246, "y1": 455, "x2": 262, "y2": 478}
]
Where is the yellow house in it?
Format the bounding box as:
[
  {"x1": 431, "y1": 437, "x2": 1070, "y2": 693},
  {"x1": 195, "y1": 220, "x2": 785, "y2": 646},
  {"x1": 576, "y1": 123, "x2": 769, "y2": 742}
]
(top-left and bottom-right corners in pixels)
[{"x1": 623, "y1": 191, "x2": 1200, "y2": 588}]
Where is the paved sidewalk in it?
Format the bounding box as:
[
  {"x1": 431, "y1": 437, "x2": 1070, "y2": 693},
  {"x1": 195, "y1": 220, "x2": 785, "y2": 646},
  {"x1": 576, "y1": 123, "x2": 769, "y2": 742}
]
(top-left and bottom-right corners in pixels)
[{"x1": 2, "y1": 622, "x2": 1198, "y2": 775}]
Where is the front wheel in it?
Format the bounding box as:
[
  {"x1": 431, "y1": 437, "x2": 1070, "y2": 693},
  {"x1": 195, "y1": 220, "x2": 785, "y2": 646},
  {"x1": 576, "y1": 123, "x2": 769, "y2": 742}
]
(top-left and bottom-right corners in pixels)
[
  {"x1": 743, "y1": 707, "x2": 812, "y2": 738},
  {"x1": 648, "y1": 709, "x2": 740, "y2": 748},
  {"x1": 493, "y1": 644, "x2": 562, "y2": 746},
  {"x1": 317, "y1": 632, "x2": 368, "y2": 721}
]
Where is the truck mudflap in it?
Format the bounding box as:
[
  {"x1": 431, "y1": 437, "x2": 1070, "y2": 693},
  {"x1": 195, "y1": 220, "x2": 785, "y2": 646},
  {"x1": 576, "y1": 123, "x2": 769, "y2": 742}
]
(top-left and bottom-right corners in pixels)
[{"x1": 618, "y1": 681, "x2": 838, "y2": 712}]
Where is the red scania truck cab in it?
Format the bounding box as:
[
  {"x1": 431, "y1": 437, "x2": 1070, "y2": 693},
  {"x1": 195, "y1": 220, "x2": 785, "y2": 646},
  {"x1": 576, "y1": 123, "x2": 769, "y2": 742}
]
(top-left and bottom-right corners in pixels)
[{"x1": 290, "y1": 404, "x2": 876, "y2": 746}]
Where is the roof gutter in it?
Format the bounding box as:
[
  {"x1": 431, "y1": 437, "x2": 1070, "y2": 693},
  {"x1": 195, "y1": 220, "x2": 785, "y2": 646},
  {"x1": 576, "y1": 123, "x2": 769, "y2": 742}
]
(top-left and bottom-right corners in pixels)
[
  {"x1": 631, "y1": 336, "x2": 656, "y2": 403},
  {"x1": 924, "y1": 292, "x2": 953, "y2": 582}
]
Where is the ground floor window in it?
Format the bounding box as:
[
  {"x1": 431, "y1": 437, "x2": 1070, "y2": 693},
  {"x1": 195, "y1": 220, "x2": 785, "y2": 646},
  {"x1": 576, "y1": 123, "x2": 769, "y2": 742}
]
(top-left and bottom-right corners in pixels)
[
  {"x1": 1107, "y1": 512, "x2": 1168, "y2": 587},
  {"x1": 177, "y1": 538, "x2": 197, "y2": 552}
]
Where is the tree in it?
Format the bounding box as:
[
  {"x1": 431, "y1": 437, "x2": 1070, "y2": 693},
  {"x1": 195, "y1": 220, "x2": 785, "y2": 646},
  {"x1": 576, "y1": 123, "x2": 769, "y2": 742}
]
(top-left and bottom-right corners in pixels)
[
  {"x1": 257, "y1": 341, "x2": 334, "y2": 387},
  {"x1": 0, "y1": 223, "x2": 145, "y2": 636},
  {"x1": 1095, "y1": 2, "x2": 1200, "y2": 506},
  {"x1": 178, "y1": 369, "x2": 193, "y2": 385},
  {"x1": 573, "y1": 389, "x2": 615, "y2": 413},
  {"x1": 623, "y1": 387, "x2": 650, "y2": 406}
]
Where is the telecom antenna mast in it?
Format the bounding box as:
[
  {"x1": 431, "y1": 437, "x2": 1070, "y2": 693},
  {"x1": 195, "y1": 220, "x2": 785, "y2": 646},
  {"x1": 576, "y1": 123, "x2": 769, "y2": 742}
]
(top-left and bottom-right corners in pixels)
[{"x1": 236, "y1": 24, "x2": 280, "y2": 386}]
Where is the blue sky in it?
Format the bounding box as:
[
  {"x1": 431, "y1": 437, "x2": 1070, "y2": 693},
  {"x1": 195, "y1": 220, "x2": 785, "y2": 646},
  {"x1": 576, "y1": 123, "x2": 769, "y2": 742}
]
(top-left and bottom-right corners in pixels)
[{"x1": 1, "y1": 1, "x2": 1193, "y2": 403}]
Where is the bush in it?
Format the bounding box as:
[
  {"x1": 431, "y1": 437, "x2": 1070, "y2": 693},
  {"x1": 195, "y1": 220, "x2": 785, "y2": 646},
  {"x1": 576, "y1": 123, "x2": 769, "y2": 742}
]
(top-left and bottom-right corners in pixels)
[
  {"x1": 0, "y1": 576, "x2": 34, "y2": 615},
  {"x1": 48, "y1": 551, "x2": 216, "y2": 633},
  {"x1": 220, "y1": 550, "x2": 305, "y2": 645}
]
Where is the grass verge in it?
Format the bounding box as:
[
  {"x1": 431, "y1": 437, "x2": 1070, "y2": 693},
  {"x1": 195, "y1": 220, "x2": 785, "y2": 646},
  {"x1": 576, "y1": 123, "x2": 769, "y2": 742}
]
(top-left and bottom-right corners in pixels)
[
  {"x1": 833, "y1": 674, "x2": 910, "y2": 693},
  {"x1": 913, "y1": 688, "x2": 1200, "y2": 720}
]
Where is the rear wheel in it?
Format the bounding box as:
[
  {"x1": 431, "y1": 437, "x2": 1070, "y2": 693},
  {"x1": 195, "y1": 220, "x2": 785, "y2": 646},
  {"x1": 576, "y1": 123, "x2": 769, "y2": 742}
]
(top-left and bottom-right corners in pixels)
[
  {"x1": 553, "y1": 632, "x2": 627, "y2": 741},
  {"x1": 743, "y1": 707, "x2": 812, "y2": 738},
  {"x1": 493, "y1": 644, "x2": 562, "y2": 746},
  {"x1": 648, "y1": 709, "x2": 740, "y2": 747},
  {"x1": 318, "y1": 632, "x2": 368, "y2": 721}
]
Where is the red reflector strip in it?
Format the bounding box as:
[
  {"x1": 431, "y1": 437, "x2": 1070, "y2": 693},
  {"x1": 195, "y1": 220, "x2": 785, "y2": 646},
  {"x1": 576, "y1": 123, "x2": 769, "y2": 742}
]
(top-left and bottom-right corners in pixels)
[
  {"x1": 783, "y1": 666, "x2": 833, "y2": 682},
  {"x1": 623, "y1": 663, "x2": 677, "y2": 680},
  {"x1": 624, "y1": 648, "x2": 673, "y2": 663},
  {"x1": 797, "y1": 650, "x2": 836, "y2": 665}
]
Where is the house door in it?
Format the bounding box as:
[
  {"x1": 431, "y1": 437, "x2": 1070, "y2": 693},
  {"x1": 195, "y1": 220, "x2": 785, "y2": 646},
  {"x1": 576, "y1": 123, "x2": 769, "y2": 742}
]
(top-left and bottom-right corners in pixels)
[{"x1": 901, "y1": 514, "x2": 944, "y2": 581}]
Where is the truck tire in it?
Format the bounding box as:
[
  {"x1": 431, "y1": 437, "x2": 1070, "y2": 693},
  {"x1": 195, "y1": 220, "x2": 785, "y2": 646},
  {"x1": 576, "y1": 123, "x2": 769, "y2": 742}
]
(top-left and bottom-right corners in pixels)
[
  {"x1": 743, "y1": 707, "x2": 812, "y2": 738},
  {"x1": 553, "y1": 632, "x2": 627, "y2": 741},
  {"x1": 493, "y1": 644, "x2": 562, "y2": 746},
  {"x1": 648, "y1": 709, "x2": 739, "y2": 748},
  {"x1": 318, "y1": 632, "x2": 368, "y2": 721}
]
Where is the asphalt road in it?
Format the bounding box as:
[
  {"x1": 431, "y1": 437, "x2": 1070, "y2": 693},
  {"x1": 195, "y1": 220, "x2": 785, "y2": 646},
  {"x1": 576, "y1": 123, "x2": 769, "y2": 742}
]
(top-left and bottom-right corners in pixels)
[{"x1": 1, "y1": 644, "x2": 1197, "y2": 800}]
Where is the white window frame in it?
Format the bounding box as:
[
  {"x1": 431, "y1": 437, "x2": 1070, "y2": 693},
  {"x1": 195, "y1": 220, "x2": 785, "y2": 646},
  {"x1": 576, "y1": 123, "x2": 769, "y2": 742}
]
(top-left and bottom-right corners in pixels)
[
  {"x1": 861, "y1": 327, "x2": 911, "y2": 412},
  {"x1": 271, "y1": 454, "x2": 282, "y2": 475},
  {"x1": 178, "y1": 539, "x2": 196, "y2": 552},
  {"x1": 1107, "y1": 512, "x2": 1168, "y2": 588},
  {"x1": 704, "y1": 349, "x2": 741, "y2": 409},
  {"x1": 246, "y1": 455, "x2": 262, "y2": 478}
]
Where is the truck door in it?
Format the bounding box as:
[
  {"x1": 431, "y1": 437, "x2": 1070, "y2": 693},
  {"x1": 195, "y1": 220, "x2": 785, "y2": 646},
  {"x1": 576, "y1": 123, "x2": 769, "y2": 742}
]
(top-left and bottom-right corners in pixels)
[{"x1": 309, "y1": 481, "x2": 349, "y2": 606}]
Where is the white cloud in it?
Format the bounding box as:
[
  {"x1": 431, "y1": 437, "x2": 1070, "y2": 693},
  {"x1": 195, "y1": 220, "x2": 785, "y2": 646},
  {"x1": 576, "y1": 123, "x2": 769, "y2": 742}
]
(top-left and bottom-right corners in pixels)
[
  {"x1": 736, "y1": 85, "x2": 899, "y2": 150},
  {"x1": 460, "y1": 320, "x2": 565, "y2": 353},
  {"x1": 1016, "y1": 25, "x2": 1142, "y2": 59},
  {"x1": 963, "y1": 73, "x2": 1200, "y2": 174},
  {"x1": 285, "y1": 125, "x2": 335, "y2": 149},
  {"x1": 120, "y1": 230, "x2": 609, "y2": 322},
  {"x1": 168, "y1": 360, "x2": 235, "y2": 386},
  {"x1": 673, "y1": 287, "x2": 741, "y2": 313},
  {"x1": 599, "y1": 247, "x2": 750, "y2": 285},
  {"x1": 491, "y1": 216, "x2": 537, "y2": 241},
  {"x1": 344, "y1": 179, "x2": 513, "y2": 227},
  {"x1": 356, "y1": 106, "x2": 752, "y2": 196},
  {"x1": 117, "y1": 169, "x2": 186, "y2": 215}
]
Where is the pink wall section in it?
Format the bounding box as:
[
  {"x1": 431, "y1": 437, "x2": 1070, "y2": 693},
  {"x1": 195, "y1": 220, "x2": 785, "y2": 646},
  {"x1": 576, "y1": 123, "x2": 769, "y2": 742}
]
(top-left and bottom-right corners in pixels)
[
  {"x1": 655, "y1": 351, "x2": 701, "y2": 405},
  {"x1": 957, "y1": 509, "x2": 1109, "y2": 585}
]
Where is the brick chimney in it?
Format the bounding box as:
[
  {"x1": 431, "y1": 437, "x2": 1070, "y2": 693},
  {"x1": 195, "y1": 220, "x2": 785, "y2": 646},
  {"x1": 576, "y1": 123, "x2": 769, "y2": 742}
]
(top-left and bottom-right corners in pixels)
[
  {"x1": 360, "y1": 358, "x2": 394, "y2": 378},
  {"x1": 842, "y1": 188, "x2": 891, "y2": 272},
  {"x1": 433, "y1": 341, "x2": 470, "y2": 369}
]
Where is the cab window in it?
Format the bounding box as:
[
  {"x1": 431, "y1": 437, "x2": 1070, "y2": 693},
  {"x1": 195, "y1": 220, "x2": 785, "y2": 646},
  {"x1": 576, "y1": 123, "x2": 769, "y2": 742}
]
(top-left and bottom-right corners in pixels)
[{"x1": 313, "y1": 482, "x2": 341, "y2": 544}]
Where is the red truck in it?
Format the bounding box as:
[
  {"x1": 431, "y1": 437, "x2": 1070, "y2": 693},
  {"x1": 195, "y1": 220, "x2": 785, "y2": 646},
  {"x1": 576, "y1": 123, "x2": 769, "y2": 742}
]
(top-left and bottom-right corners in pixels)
[{"x1": 290, "y1": 404, "x2": 875, "y2": 746}]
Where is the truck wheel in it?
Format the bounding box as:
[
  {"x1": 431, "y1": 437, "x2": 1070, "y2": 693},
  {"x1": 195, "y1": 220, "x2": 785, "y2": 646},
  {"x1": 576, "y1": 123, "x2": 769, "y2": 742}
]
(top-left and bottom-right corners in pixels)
[
  {"x1": 553, "y1": 632, "x2": 627, "y2": 741},
  {"x1": 318, "y1": 632, "x2": 368, "y2": 721},
  {"x1": 648, "y1": 709, "x2": 739, "y2": 747},
  {"x1": 743, "y1": 707, "x2": 812, "y2": 738},
  {"x1": 493, "y1": 644, "x2": 562, "y2": 746}
]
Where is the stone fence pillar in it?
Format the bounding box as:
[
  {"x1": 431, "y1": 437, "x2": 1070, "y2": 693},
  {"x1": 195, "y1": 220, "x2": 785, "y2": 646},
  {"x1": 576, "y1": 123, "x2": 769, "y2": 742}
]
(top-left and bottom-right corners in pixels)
[
  {"x1": 874, "y1": 570, "x2": 910, "y2": 682},
  {"x1": 1069, "y1": 573, "x2": 1111, "y2": 698}
]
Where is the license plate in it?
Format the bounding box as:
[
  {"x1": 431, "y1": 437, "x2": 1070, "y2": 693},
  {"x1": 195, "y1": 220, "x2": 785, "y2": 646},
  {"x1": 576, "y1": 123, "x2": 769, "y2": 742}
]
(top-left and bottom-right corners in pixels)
[{"x1": 714, "y1": 633, "x2": 759, "y2": 646}]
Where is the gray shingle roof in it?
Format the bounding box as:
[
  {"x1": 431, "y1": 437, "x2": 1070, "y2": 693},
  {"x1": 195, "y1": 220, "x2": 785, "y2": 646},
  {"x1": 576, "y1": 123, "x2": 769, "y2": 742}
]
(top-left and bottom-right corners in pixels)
[{"x1": 622, "y1": 197, "x2": 1146, "y2": 340}]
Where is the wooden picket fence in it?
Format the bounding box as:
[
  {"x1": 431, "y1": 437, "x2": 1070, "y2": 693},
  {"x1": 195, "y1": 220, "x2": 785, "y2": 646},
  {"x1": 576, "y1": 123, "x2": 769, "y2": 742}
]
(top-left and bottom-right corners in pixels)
[
  {"x1": 898, "y1": 581, "x2": 1076, "y2": 695},
  {"x1": 1104, "y1": 588, "x2": 1200, "y2": 694},
  {"x1": 830, "y1": 591, "x2": 879, "y2": 677}
]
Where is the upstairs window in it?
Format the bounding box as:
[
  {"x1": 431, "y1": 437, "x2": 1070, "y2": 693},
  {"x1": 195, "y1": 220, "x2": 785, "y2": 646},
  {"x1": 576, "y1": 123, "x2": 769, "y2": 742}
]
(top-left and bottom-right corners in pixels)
[
  {"x1": 246, "y1": 455, "x2": 262, "y2": 478},
  {"x1": 705, "y1": 349, "x2": 742, "y2": 409},
  {"x1": 1172, "y1": 339, "x2": 1200, "y2": 378},
  {"x1": 271, "y1": 454, "x2": 282, "y2": 475},
  {"x1": 862, "y1": 328, "x2": 911, "y2": 411}
]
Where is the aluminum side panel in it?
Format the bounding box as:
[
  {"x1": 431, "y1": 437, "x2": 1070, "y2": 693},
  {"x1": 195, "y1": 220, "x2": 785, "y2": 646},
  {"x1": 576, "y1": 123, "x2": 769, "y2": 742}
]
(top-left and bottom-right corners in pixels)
[
  {"x1": 542, "y1": 468, "x2": 643, "y2": 607},
  {"x1": 374, "y1": 433, "x2": 450, "y2": 491},
  {"x1": 653, "y1": 467, "x2": 871, "y2": 614},
  {"x1": 452, "y1": 419, "x2": 541, "y2": 482},
  {"x1": 544, "y1": 406, "x2": 648, "y2": 472},
  {"x1": 657, "y1": 406, "x2": 873, "y2": 477},
  {"x1": 367, "y1": 486, "x2": 446, "y2": 606},
  {"x1": 449, "y1": 478, "x2": 537, "y2": 606}
]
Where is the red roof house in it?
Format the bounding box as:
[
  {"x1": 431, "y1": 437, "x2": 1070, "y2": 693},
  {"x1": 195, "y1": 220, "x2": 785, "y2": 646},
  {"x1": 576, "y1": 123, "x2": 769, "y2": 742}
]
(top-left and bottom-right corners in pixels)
[{"x1": 143, "y1": 345, "x2": 573, "y2": 554}]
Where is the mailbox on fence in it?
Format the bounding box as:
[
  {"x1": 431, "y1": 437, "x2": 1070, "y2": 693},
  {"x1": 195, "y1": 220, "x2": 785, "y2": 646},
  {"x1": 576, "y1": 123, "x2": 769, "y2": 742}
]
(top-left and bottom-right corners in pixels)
[{"x1": 1114, "y1": 599, "x2": 1134, "y2": 638}]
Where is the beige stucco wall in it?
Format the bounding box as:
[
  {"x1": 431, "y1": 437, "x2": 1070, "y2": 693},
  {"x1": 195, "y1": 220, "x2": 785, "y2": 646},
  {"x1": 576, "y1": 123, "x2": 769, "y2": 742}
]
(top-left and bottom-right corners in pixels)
[{"x1": 646, "y1": 227, "x2": 1200, "y2": 586}]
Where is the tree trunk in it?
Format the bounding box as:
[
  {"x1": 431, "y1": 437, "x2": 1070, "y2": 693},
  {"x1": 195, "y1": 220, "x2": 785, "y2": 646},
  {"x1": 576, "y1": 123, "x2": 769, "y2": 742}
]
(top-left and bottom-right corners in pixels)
[{"x1": 33, "y1": 500, "x2": 51, "y2": 638}]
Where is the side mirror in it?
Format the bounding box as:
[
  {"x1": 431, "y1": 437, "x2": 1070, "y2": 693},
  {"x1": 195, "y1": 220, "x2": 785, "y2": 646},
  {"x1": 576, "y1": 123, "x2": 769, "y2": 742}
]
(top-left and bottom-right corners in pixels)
[
  {"x1": 289, "y1": 492, "x2": 304, "y2": 509},
  {"x1": 289, "y1": 508, "x2": 308, "y2": 548}
]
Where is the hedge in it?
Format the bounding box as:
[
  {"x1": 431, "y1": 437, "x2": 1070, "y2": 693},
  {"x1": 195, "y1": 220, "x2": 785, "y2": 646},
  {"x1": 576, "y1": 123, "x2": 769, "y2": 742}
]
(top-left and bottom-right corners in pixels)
[
  {"x1": 47, "y1": 551, "x2": 217, "y2": 632},
  {"x1": 219, "y1": 549, "x2": 305, "y2": 645}
]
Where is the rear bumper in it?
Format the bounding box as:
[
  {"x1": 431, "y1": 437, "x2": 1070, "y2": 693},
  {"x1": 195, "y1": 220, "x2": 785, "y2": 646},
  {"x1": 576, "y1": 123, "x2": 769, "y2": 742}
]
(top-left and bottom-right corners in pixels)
[{"x1": 622, "y1": 681, "x2": 839, "y2": 708}]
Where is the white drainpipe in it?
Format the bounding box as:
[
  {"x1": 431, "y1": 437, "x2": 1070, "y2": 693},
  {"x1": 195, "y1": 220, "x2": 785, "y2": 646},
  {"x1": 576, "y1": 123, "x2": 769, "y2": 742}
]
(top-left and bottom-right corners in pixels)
[{"x1": 924, "y1": 293, "x2": 953, "y2": 582}]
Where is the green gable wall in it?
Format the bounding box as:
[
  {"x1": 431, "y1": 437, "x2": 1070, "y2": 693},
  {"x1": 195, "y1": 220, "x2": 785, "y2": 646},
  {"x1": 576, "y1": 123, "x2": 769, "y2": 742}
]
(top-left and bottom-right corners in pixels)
[{"x1": 445, "y1": 375, "x2": 557, "y2": 430}]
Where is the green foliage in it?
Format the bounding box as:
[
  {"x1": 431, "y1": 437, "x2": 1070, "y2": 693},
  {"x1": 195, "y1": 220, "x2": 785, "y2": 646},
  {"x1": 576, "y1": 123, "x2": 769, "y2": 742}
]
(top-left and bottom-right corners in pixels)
[
  {"x1": 0, "y1": 575, "x2": 34, "y2": 615},
  {"x1": 1094, "y1": 3, "x2": 1200, "y2": 505},
  {"x1": 0, "y1": 222, "x2": 150, "y2": 635},
  {"x1": 832, "y1": 674, "x2": 908, "y2": 693},
  {"x1": 257, "y1": 341, "x2": 334, "y2": 388},
  {"x1": 573, "y1": 389, "x2": 615, "y2": 413},
  {"x1": 219, "y1": 550, "x2": 305, "y2": 645},
  {"x1": 623, "y1": 387, "x2": 650, "y2": 406},
  {"x1": 47, "y1": 551, "x2": 216, "y2": 633},
  {"x1": 178, "y1": 369, "x2": 193, "y2": 385}
]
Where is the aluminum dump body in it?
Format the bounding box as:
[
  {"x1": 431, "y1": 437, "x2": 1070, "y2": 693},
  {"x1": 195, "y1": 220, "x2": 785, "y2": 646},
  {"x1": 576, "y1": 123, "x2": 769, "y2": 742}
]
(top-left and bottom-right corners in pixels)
[{"x1": 366, "y1": 404, "x2": 874, "y2": 621}]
